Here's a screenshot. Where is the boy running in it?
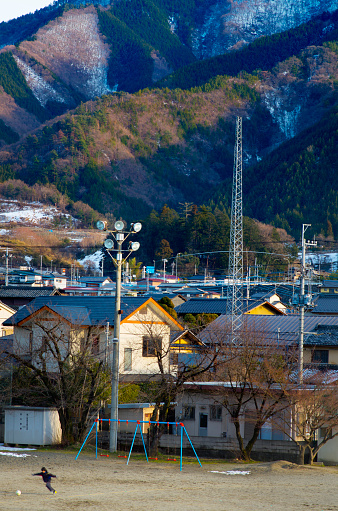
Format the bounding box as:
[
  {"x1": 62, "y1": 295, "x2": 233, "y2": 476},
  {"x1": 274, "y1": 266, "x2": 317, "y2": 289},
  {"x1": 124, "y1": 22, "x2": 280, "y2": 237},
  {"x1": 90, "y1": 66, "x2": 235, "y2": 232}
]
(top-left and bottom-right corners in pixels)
[{"x1": 32, "y1": 466, "x2": 57, "y2": 494}]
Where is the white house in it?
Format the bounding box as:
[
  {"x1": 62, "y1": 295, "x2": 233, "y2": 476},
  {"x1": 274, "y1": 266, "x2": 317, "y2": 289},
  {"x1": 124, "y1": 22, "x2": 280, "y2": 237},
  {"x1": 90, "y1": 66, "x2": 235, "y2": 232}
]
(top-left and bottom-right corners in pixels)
[
  {"x1": 0, "y1": 301, "x2": 16, "y2": 337},
  {"x1": 3, "y1": 296, "x2": 191, "y2": 378}
]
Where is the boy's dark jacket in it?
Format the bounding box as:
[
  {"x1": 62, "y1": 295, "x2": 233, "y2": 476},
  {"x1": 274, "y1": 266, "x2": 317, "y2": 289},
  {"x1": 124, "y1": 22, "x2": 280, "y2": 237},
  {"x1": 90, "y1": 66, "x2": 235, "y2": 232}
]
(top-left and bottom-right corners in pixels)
[{"x1": 33, "y1": 472, "x2": 56, "y2": 483}]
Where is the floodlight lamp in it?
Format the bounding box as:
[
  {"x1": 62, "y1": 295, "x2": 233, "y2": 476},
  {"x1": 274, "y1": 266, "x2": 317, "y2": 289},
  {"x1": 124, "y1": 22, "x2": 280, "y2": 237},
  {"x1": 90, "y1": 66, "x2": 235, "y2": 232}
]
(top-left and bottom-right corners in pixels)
[
  {"x1": 130, "y1": 241, "x2": 140, "y2": 251},
  {"x1": 104, "y1": 239, "x2": 114, "y2": 250},
  {"x1": 114, "y1": 220, "x2": 125, "y2": 231},
  {"x1": 96, "y1": 220, "x2": 107, "y2": 231},
  {"x1": 131, "y1": 222, "x2": 142, "y2": 233}
]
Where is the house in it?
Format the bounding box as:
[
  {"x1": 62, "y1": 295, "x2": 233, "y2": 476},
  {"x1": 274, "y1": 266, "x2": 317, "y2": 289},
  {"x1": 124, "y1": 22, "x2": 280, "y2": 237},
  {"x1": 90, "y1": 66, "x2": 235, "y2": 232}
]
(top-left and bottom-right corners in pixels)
[
  {"x1": 149, "y1": 293, "x2": 187, "y2": 308},
  {"x1": 78, "y1": 276, "x2": 113, "y2": 288},
  {"x1": 3, "y1": 296, "x2": 202, "y2": 379},
  {"x1": 304, "y1": 324, "x2": 338, "y2": 370},
  {"x1": 172, "y1": 382, "x2": 299, "y2": 462},
  {"x1": 199, "y1": 314, "x2": 338, "y2": 371},
  {"x1": 41, "y1": 273, "x2": 68, "y2": 289},
  {"x1": 0, "y1": 286, "x2": 60, "y2": 310},
  {"x1": 312, "y1": 295, "x2": 338, "y2": 315},
  {"x1": 0, "y1": 301, "x2": 16, "y2": 337},
  {"x1": 8, "y1": 269, "x2": 42, "y2": 286},
  {"x1": 319, "y1": 280, "x2": 338, "y2": 294},
  {"x1": 175, "y1": 297, "x2": 286, "y2": 318}
]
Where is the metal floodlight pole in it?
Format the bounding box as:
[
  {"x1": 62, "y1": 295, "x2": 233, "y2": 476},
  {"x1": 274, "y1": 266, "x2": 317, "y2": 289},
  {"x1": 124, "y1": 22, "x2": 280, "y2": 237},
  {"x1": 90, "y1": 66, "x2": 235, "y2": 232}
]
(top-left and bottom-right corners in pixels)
[
  {"x1": 299, "y1": 224, "x2": 317, "y2": 385},
  {"x1": 97, "y1": 220, "x2": 141, "y2": 453}
]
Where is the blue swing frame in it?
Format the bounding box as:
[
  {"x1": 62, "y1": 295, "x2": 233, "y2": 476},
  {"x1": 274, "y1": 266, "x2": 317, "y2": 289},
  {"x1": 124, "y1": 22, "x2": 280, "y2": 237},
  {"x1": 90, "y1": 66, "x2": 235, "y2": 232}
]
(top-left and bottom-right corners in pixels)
[{"x1": 75, "y1": 419, "x2": 202, "y2": 471}]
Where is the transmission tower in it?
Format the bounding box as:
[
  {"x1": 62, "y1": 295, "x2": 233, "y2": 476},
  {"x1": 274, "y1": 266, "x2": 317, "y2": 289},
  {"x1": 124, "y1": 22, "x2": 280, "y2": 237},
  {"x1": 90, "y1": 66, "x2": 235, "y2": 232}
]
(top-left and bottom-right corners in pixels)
[{"x1": 226, "y1": 116, "x2": 243, "y2": 342}]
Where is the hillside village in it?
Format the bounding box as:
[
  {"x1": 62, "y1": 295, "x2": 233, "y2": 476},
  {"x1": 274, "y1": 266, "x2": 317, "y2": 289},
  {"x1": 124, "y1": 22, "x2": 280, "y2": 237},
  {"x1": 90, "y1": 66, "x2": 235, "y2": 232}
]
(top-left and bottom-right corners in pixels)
[{"x1": 0, "y1": 1, "x2": 338, "y2": 470}]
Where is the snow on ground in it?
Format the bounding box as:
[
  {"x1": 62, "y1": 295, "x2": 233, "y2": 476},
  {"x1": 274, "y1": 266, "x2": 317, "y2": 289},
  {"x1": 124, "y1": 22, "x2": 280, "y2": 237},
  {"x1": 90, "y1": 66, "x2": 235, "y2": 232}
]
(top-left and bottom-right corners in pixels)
[
  {"x1": 303, "y1": 251, "x2": 338, "y2": 271},
  {"x1": 209, "y1": 470, "x2": 251, "y2": 475},
  {"x1": 0, "y1": 444, "x2": 36, "y2": 458},
  {"x1": 0, "y1": 444, "x2": 36, "y2": 451},
  {"x1": 0, "y1": 199, "x2": 76, "y2": 226},
  {"x1": 78, "y1": 250, "x2": 103, "y2": 270},
  {"x1": 0, "y1": 452, "x2": 33, "y2": 458}
]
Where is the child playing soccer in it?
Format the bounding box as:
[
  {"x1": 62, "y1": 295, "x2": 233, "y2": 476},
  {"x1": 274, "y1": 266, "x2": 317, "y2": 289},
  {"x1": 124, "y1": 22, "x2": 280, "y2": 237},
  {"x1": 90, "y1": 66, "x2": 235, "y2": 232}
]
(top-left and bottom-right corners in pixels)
[{"x1": 32, "y1": 467, "x2": 57, "y2": 494}]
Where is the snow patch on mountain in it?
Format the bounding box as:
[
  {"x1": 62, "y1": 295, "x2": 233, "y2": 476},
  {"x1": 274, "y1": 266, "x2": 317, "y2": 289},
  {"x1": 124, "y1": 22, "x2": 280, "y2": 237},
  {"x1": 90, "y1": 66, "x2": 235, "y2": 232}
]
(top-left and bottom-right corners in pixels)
[
  {"x1": 14, "y1": 56, "x2": 65, "y2": 107},
  {"x1": 19, "y1": 7, "x2": 112, "y2": 100},
  {"x1": 78, "y1": 250, "x2": 103, "y2": 270},
  {"x1": 192, "y1": 0, "x2": 338, "y2": 59},
  {"x1": 0, "y1": 199, "x2": 76, "y2": 226},
  {"x1": 264, "y1": 90, "x2": 302, "y2": 140}
]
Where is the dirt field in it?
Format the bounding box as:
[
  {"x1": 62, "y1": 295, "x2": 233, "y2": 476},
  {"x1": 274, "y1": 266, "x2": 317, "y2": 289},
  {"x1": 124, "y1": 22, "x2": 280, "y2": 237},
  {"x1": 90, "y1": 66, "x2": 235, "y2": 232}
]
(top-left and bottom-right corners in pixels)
[{"x1": 0, "y1": 449, "x2": 337, "y2": 511}]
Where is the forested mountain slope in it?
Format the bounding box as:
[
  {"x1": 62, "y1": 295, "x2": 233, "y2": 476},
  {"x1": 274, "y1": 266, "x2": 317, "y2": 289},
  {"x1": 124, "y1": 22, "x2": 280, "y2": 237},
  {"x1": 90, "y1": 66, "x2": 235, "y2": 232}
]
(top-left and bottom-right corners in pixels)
[
  {"x1": 0, "y1": 2, "x2": 337, "y2": 238},
  {"x1": 242, "y1": 105, "x2": 338, "y2": 239}
]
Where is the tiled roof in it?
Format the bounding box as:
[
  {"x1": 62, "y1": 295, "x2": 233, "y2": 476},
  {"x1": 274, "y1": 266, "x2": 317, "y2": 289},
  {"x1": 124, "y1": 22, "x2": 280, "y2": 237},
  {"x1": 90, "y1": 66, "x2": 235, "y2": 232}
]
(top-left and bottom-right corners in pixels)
[
  {"x1": 175, "y1": 297, "x2": 282, "y2": 315},
  {"x1": 3, "y1": 296, "x2": 153, "y2": 327},
  {"x1": 312, "y1": 295, "x2": 338, "y2": 314},
  {"x1": 0, "y1": 286, "x2": 56, "y2": 298},
  {"x1": 200, "y1": 314, "x2": 338, "y2": 346},
  {"x1": 321, "y1": 280, "x2": 338, "y2": 288},
  {"x1": 175, "y1": 298, "x2": 228, "y2": 314},
  {"x1": 305, "y1": 325, "x2": 338, "y2": 347}
]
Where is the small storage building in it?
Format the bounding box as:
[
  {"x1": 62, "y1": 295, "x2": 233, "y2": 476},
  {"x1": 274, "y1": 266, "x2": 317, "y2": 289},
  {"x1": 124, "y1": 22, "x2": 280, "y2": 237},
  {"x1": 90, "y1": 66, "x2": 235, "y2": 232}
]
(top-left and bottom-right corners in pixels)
[{"x1": 4, "y1": 406, "x2": 62, "y2": 446}]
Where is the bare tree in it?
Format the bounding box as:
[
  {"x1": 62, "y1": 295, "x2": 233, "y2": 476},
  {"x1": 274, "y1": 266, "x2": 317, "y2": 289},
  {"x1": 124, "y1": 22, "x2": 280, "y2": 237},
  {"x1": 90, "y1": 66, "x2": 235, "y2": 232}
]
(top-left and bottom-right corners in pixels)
[
  {"x1": 203, "y1": 319, "x2": 296, "y2": 461},
  {"x1": 125, "y1": 310, "x2": 217, "y2": 456},
  {"x1": 275, "y1": 372, "x2": 338, "y2": 465},
  {"x1": 7, "y1": 312, "x2": 111, "y2": 445}
]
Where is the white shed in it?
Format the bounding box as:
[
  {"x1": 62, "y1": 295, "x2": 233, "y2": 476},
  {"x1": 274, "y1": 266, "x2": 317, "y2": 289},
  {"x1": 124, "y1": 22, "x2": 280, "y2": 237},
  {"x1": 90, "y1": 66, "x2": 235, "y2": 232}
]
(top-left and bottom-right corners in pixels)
[{"x1": 4, "y1": 406, "x2": 62, "y2": 446}]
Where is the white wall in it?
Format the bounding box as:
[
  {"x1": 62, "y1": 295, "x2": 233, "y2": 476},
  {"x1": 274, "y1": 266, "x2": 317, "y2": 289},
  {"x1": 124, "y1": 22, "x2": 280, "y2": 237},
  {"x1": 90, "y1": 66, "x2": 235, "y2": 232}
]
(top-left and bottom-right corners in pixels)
[
  {"x1": 5, "y1": 407, "x2": 62, "y2": 445},
  {"x1": 317, "y1": 427, "x2": 338, "y2": 464}
]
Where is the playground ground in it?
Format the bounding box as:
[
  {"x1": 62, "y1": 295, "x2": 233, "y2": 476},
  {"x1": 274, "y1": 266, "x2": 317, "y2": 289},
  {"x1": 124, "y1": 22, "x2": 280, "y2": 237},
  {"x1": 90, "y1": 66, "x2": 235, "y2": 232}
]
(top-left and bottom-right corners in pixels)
[{"x1": 0, "y1": 448, "x2": 337, "y2": 511}]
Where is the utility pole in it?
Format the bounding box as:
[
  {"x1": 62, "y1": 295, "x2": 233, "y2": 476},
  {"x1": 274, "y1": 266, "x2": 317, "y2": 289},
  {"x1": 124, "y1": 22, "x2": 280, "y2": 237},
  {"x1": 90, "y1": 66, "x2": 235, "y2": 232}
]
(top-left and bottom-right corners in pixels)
[
  {"x1": 226, "y1": 116, "x2": 243, "y2": 343},
  {"x1": 97, "y1": 219, "x2": 142, "y2": 452},
  {"x1": 163, "y1": 259, "x2": 167, "y2": 283},
  {"x1": 5, "y1": 247, "x2": 9, "y2": 286},
  {"x1": 299, "y1": 224, "x2": 317, "y2": 384}
]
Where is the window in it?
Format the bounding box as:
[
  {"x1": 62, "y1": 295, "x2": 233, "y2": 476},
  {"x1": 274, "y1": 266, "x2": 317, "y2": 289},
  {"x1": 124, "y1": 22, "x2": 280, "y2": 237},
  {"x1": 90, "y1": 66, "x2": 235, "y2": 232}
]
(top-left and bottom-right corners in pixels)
[
  {"x1": 170, "y1": 351, "x2": 178, "y2": 366},
  {"x1": 142, "y1": 336, "x2": 162, "y2": 357},
  {"x1": 210, "y1": 405, "x2": 222, "y2": 421},
  {"x1": 139, "y1": 307, "x2": 147, "y2": 315},
  {"x1": 182, "y1": 406, "x2": 195, "y2": 420},
  {"x1": 311, "y1": 349, "x2": 329, "y2": 364},
  {"x1": 124, "y1": 348, "x2": 132, "y2": 371}
]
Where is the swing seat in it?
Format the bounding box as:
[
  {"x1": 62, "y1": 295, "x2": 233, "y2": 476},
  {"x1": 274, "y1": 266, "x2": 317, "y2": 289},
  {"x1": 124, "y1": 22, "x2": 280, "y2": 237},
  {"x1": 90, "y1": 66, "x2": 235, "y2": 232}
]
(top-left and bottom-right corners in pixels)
[{"x1": 100, "y1": 454, "x2": 109, "y2": 457}]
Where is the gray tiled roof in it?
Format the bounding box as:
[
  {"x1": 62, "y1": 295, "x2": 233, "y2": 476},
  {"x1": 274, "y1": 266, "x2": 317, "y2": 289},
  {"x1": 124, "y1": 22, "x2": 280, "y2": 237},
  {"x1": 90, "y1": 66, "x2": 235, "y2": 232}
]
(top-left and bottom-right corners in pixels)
[
  {"x1": 200, "y1": 314, "x2": 338, "y2": 346},
  {"x1": 305, "y1": 325, "x2": 338, "y2": 347},
  {"x1": 321, "y1": 280, "x2": 338, "y2": 288},
  {"x1": 175, "y1": 297, "x2": 280, "y2": 315},
  {"x1": 3, "y1": 296, "x2": 152, "y2": 327},
  {"x1": 0, "y1": 286, "x2": 56, "y2": 298},
  {"x1": 175, "y1": 298, "x2": 228, "y2": 315},
  {"x1": 312, "y1": 295, "x2": 338, "y2": 314}
]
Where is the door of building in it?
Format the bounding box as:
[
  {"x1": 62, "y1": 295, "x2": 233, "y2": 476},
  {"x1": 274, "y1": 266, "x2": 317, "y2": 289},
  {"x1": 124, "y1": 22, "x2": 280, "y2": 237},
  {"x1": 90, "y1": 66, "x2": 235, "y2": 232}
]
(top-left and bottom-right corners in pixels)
[{"x1": 199, "y1": 413, "x2": 208, "y2": 436}]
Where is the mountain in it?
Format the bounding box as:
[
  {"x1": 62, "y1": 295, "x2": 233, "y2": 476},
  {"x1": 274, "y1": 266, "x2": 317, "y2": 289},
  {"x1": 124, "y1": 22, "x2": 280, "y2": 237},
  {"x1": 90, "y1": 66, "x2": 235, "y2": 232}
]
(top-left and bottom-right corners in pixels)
[
  {"x1": 0, "y1": 35, "x2": 337, "y2": 224},
  {"x1": 191, "y1": 0, "x2": 338, "y2": 59},
  {"x1": 0, "y1": 2, "x2": 337, "y2": 237}
]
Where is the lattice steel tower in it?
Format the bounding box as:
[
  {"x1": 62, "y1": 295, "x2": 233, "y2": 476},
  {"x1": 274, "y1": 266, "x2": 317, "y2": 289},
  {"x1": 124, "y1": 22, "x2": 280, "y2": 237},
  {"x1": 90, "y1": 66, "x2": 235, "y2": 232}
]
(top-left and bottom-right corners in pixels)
[{"x1": 226, "y1": 116, "x2": 243, "y2": 342}]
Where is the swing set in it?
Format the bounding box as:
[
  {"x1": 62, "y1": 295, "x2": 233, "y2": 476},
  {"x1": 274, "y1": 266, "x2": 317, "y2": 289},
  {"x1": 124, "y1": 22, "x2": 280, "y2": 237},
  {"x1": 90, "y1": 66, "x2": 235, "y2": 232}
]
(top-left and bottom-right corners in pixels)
[{"x1": 75, "y1": 419, "x2": 202, "y2": 471}]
